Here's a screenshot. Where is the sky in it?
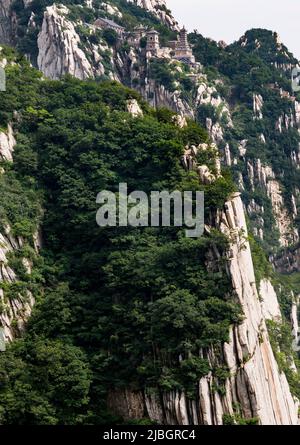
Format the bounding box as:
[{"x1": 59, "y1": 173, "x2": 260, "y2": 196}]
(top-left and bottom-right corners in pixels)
[{"x1": 167, "y1": 0, "x2": 300, "y2": 59}]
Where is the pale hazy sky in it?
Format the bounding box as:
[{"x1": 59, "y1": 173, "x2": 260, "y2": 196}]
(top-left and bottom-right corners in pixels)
[{"x1": 167, "y1": 0, "x2": 300, "y2": 59}]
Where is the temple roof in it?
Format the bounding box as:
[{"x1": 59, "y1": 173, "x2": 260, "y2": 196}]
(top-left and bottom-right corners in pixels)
[{"x1": 95, "y1": 17, "x2": 125, "y2": 30}]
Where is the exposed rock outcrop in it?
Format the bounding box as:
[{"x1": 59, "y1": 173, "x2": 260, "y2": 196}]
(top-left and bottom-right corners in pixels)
[
  {"x1": 253, "y1": 93, "x2": 263, "y2": 120},
  {"x1": 127, "y1": 0, "x2": 180, "y2": 31},
  {"x1": 274, "y1": 244, "x2": 300, "y2": 273},
  {"x1": 219, "y1": 194, "x2": 298, "y2": 426},
  {"x1": 101, "y1": 2, "x2": 122, "y2": 18},
  {"x1": 291, "y1": 296, "x2": 300, "y2": 347},
  {"x1": 145, "y1": 80, "x2": 194, "y2": 117},
  {"x1": 106, "y1": 142, "x2": 300, "y2": 425}
]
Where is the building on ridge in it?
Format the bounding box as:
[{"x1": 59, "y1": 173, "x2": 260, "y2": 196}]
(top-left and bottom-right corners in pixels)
[
  {"x1": 127, "y1": 25, "x2": 147, "y2": 47},
  {"x1": 173, "y1": 27, "x2": 195, "y2": 65}
]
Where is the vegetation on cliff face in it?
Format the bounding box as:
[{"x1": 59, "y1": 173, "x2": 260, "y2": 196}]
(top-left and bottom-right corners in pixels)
[{"x1": 267, "y1": 319, "x2": 300, "y2": 400}]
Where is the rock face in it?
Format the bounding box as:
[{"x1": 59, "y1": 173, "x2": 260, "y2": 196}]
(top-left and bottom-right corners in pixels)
[
  {"x1": 37, "y1": 5, "x2": 94, "y2": 80},
  {"x1": 2, "y1": 0, "x2": 300, "y2": 425},
  {"x1": 220, "y1": 195, "x2": 298, "y2": 425},
  {"x1": 107, "y1": 138, "x2": 300, "y2": 425},
  {"x1": 275, "y1": 245, "x2": 300, "y2": 273},
  {"x1": 108, "y1": 193, "x2": 299, "y2": 425},
  {"x1": 0, "y1": 124, "x2": 16, "y2": 162},
  {"x1": 260, "y1": 279, "x2": 282, "y2": 321},
  {"x1": 0, "y1": 225, "x2": 35, "y2": 344},
  {"x1": 126, "y1": 98, "x2": 143, "y2": 117},
  {"x1": 145, "y1": 81, "x2": 194, "y2": 117},
  {"x1": 0, "y1": 0, "x2": 13, "y2": 44}
]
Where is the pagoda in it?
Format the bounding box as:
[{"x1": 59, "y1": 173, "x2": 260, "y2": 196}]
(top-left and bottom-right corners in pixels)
[{"x1": 174, "y1": 27, "x2": 195, "y2": 64}]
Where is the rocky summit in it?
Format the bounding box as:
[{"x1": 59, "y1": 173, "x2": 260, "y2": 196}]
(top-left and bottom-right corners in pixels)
[{"x1": 0, "y1": 0, "x2": 300, "y2": 426}]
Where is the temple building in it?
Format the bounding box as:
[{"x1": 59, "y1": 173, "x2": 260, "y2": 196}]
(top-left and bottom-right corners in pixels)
[
  {"x1": 174, "y1": 27, "x2": 195, "y2": 64},
  {"x1": 127, "y1": 25, "x2": 147, "y2": 47},
  {"x1": 94, "y1": 17, "x2": 125, "y2": 37}
]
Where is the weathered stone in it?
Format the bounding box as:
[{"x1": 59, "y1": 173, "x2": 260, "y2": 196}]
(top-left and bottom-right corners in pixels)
[
  {"x1": 37, "y1": 5, "x2": 94, "y2": 80},
  {"x1": 0, "y1": 124, "x2": 15, "y2": 162}
]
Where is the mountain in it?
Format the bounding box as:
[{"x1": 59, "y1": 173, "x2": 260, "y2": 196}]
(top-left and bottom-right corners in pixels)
[{"x1": 0, "y1": 0, "x2": 300, "y2": 425}]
